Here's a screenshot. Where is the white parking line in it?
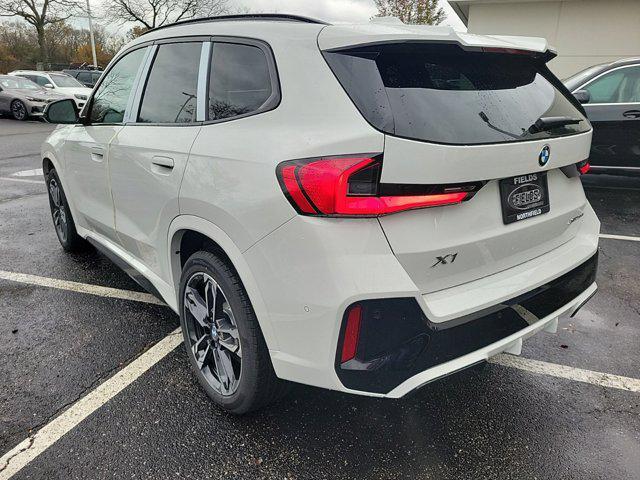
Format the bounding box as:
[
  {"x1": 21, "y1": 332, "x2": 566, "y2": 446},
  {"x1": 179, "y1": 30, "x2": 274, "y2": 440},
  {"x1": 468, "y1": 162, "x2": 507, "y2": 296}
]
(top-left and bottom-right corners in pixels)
[
  {"x1": 0, "y1": 177, "x2": 44, "y2": 185},
  {"x1": 1, "y1": 270, "x2": 639, "y2": 478},
  {"x1": 490, "y1": 355, "x2": 640, "y2": 393},
  {"x1": 0, "y1": 270, "x2": 165, "y2": 305},
  {"x1": 0, "y1": 328, "x2": 182, "y2": 479},
  {"x1": 11, "y1": 168, "x2": 43, "y2": 177},
  {"x1": 599, "y1": 233, "x2": 640, "y2": 243}
]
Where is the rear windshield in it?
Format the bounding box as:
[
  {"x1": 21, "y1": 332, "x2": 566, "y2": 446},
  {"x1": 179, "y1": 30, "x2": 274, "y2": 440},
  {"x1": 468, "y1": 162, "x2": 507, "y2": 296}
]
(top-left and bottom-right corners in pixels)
[
  {"x1": 50, "y1": 74, "x2": 84, "y2": 88},
  {"x1": 324, "y1": 43, "x2": 590, "y2": 145}
]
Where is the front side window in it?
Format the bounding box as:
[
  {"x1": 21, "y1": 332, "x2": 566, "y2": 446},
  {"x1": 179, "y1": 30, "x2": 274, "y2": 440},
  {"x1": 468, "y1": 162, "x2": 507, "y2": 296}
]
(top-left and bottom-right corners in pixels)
[
  {"x1": 324, "y1": 43, "x2": 590, "y2": 145},
  {"x1": 584, "y1": 66, "x2": 640, "y2": 104},
  {"x1": 138, "y1": 42, "x2": 202, "y2": 124},
  {"x1": 208, "y1": 42, "x2": 273, "y2": 121},
  {"x1": 1, "y1": 76, "x2": 39, "y2": 90},
  {"x1": 90, "y1": 47, "x2": 147, "y2": 124}
]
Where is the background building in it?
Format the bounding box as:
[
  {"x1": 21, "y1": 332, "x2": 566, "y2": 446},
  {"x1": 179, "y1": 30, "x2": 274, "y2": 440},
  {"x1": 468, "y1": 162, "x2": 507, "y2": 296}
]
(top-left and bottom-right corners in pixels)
[{"x1": 449, "y1": 0, "x2": 640, "y2": 78}]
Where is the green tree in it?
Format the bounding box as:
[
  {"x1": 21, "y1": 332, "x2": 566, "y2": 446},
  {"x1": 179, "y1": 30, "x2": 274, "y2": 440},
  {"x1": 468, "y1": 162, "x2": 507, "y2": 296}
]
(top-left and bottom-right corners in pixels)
[{"x1": 375, "y1": 0, "x2": 446, "y2": 25}]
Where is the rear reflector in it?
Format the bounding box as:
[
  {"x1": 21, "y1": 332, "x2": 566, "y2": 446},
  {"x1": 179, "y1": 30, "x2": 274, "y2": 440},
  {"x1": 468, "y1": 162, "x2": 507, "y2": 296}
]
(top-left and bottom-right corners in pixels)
[
  {"x1": 341, "y1": 304, "x2": 362, "y2": 363},
  {"x1": 577, "y1": 160, "x2": 590, "y2": 175},
  {"x1": 276, "y1": 156, "x2": 473, "y2": 217}
]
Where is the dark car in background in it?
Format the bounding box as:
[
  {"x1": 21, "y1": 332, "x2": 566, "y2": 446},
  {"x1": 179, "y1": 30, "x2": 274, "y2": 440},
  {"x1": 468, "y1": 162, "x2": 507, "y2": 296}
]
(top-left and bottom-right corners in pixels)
[
  {"x1": 62, "y1": 69, "x2": 103, "y2": 88},
  {"x1": 564, "y1": 58, "x2": 640, "y2": 175}
]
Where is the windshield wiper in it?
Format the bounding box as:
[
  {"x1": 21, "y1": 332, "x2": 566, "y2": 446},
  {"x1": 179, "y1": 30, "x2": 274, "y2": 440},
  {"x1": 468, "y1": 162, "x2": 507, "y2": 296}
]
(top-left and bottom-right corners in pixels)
[{"x1": 528, "y1": 116, "x2": 583, "y2": 134}]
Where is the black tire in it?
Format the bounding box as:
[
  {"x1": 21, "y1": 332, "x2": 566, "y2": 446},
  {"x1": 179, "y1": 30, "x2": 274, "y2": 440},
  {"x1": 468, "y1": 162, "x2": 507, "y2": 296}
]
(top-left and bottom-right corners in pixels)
[
  {"x1": 11, "y1": 100, "x2": 28, "y2": 121},
  {"x1": 179, "y1": 250, "x2": 288, "y2": 414},
  {"x1": 45, "y1": 169, "x2": 88, "y2": 252}
]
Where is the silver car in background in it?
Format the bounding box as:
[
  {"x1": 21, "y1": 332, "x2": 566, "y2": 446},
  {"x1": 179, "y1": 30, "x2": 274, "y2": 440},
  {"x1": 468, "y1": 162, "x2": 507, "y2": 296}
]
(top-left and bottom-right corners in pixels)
[{"x1": 0, "y1": 75, "x2": 67, "y2": 120}]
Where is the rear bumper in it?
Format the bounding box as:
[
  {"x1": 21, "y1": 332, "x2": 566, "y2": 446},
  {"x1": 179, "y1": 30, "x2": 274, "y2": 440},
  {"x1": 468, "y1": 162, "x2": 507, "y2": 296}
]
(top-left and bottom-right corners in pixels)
[
  {"x1": 245, "y1": 202, "x2": 599, "y2": 396},
  {"x1": 336, "y1": 253, "x2": 598, "y2": 396}
]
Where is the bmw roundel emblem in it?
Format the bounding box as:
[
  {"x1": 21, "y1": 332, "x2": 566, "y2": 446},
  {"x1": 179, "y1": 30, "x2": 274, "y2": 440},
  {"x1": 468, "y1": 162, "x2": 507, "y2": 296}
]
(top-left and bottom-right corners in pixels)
[{"x1": 539, "y1": 145, "x2": 551, "y2": 167}]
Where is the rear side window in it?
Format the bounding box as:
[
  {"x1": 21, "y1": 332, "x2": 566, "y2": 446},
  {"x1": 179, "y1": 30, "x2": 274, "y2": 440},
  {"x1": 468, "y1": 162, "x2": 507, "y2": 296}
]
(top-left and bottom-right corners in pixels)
[
  {"x1": 324, "y1": 43, "x2": 590, "y2": 145},
  {"x1": 208, "y1": 42, "x2": 274, "y2": 121},
  {"x1": 583, "y1": 66, "x2": 640, "y2": 104},
  {"x1": 139, "y1": 42, "x2": 202, "y2": 124}
]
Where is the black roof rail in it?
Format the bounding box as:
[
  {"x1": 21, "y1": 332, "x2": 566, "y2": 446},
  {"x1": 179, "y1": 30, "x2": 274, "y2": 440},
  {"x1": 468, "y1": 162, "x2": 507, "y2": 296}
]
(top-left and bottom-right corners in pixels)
[{"x1": 140, "y1": 14, "x2": 330, "y2": 36}]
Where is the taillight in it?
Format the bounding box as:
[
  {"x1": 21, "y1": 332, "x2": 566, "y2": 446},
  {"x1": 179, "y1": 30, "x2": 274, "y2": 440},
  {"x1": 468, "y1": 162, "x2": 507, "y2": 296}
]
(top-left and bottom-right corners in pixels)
[
  {"x1": 481, "y1": 47, "x2": 533, "y2": 55},
  {"x1": 276, "y1": 155, "x2": 476, "y2": 217},
  {"x1": 577, "y1": 160, "x2": 590, "y2": 175}
]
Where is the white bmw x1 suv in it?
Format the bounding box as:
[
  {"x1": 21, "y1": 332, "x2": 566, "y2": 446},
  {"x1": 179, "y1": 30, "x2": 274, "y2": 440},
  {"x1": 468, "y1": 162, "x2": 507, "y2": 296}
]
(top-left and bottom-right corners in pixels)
[{"x1": 41, "y1": 14, "x2": 600, "y2": 413}]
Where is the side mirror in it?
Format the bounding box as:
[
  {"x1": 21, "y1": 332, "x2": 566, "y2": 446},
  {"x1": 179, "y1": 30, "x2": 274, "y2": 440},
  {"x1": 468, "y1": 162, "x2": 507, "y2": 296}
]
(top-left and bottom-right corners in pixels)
[
  {"x1": 573, "y1": 90, "x2": 591, "y2": 104},
  {"x1": 43, "y1": 83, "x2": 54, "y2": 89},
  {"x1": 0, "y1": 86, "x2": 3, "y2": 92},
  {"x1": 44, "y1": 99, "x2": 79, "y2": 124}
]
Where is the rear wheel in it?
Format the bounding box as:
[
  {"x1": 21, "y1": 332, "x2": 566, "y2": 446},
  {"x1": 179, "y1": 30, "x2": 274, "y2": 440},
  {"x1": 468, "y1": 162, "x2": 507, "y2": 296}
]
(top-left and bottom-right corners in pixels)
[
  {"x1": 179, "y1": 251, "x2": 288, "y2": 414},
  {"x1": 11, "y1": 100, "x2": 27, "y2": 121},
  {"x1": 45, "y1": 169, "x2": 88, "y2": 252}
]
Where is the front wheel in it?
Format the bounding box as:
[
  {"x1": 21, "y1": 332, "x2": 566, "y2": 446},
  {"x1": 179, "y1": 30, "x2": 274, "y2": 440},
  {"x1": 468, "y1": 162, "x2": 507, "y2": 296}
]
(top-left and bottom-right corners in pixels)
[
  {"x1": 11, "y1": 100, "x2": 28, "y2": 121},
  {"x1": 179, "y1": 251, "x2": 288, "y2": 414},
  {"x1": 45, "y1": 169, "x2": 88, "y2": 252}
]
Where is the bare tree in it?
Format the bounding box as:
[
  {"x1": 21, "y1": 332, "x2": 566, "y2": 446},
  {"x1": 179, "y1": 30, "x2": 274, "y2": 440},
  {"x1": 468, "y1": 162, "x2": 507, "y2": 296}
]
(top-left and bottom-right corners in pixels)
[
  {"x1": 0, "y1": 0, "x2": 80, "y2": 62},
  {"x1": 104, "y1": 0, "x2": 229, "y2": 30},
  {"x1": 375, "y1": 0, "x2": 446, "y2": 25}
]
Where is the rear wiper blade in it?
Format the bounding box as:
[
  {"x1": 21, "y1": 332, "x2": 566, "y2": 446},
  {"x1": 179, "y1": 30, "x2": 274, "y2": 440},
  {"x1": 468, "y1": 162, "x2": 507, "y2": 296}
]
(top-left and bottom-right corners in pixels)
[
  {"x1": 528, "y1": 116, "x2": 583, "y2": 134},
  {"x1": 478, "y1": 111, "x2": 524, "y2": 139}
]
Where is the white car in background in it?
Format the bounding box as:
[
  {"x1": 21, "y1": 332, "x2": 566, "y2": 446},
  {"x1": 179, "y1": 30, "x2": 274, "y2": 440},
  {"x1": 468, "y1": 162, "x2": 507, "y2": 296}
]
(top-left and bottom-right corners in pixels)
[
  {"x1": 40, "y1": 14, "x2": 599, "y2": 414},
  {"x1": 9, "y1": 70, "x2": 92, "y2": 110}
]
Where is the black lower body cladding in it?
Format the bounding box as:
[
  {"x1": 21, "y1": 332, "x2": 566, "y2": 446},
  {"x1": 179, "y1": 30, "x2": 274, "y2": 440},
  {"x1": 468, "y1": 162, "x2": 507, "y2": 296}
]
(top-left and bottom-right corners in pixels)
[{"x1": 336, "y1": 253, "x2": 598, "y2": 394}]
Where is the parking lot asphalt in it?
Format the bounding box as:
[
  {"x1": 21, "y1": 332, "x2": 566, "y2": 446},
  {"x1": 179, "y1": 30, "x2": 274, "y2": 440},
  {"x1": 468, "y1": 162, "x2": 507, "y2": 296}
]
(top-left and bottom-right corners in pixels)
[{"x1": 1, "y1": 118, "x2": 639, "y2": 479}]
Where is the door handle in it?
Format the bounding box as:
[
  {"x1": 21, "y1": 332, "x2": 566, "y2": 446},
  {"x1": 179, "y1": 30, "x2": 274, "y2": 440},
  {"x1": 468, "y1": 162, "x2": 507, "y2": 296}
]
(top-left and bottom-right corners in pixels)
[
  {"x1": 90, "y1": 147, "x2": 104, "y2": 162},
  {"x1": 623, "y1": 110, "x2": 640, "y2": 119},
  {"x1": 151, "y1": 156, "x2": 175, "y2": 170}
]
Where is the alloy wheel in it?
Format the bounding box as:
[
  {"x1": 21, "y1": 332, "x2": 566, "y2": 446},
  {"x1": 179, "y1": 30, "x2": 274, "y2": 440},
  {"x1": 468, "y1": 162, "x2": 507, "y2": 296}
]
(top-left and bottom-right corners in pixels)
[
  {"x1": 11, "y1": 101, "x2": 27, "y2": 120},
  {"x1": 48, "y1": 178, "x2": 68, "y2": 243},
  {"x1": 184, "y1": 272, "x2": 242, "y2": 396}
]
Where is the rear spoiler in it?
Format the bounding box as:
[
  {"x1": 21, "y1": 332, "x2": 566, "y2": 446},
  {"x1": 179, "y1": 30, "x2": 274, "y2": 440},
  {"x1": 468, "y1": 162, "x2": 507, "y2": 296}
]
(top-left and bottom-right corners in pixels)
[
  {"x1": 319, "y1": 25, "x2": 557, "y2": 63},
  {"x1": 485, "y1": 35, "x2": 557, "y2": 63}
]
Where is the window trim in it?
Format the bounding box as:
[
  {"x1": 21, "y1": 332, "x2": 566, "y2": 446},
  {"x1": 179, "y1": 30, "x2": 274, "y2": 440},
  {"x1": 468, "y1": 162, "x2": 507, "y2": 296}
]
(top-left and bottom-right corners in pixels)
[
  {"x1": 130, "y1": 39, "x2": 207, "y2": 127},
  {"x1": 202, "y1": 36, "x2": 281, "y2": 126},
  {"x1": 196, "y1": 42, "x2": 212, "y2": 122},
  {"x1": 84, "y1": 34, "x2": 280, "y2": 127},
  {"x1": 573, "y1": 63, "x2": 640, "y2": 106}
]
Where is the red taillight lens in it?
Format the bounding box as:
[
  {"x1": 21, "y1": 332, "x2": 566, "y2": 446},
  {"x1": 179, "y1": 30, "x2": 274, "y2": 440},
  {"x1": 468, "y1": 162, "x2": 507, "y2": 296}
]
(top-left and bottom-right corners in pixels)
[
  {"x1": 341, "y1": 304, "x2": 362, "y2": 363},
  {"x1": 481, "y1": 47, "x2": 534, "y2": 55},
  {"x1": 276, "y1": 156, "x2": 471, "y2": 217},
  {"x1": 577, "y1": 160, "x2": 590, "y2": 175}
]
